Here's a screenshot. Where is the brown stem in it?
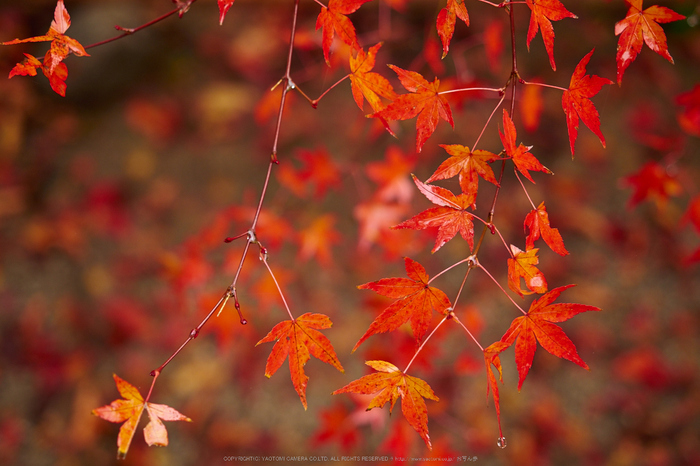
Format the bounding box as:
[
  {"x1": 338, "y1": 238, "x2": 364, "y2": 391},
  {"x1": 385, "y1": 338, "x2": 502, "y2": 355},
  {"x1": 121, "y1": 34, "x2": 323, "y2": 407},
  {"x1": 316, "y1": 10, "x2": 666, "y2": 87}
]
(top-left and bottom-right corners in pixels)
[
  {"x1": 148, "y1": 0, "x2": 302, "y2": 378},
  {"x1": 150, "y1": 289, "x2": 233, "y2": 375},
  {"x1": 84, "y1": 1, "x2": 197, "y2": 50}
]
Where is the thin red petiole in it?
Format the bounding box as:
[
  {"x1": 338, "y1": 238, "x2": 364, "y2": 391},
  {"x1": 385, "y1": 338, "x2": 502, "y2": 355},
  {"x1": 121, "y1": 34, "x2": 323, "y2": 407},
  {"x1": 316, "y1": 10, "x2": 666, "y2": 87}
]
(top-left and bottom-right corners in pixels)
[
  {"x1": 261, "y1": 251, "x2": 296, "y2": 321},
  {"x1": 473, "y1": 92, "x2": 506, "y2": 151},
  {"x1": 451, "y1": 313, "x2": 483, "y2": 351},
  {"x1": 519, "y1": 79, "x2": 567, "y2": 92},
  {"x1": 311, "y1": 75, "x2": 350, "y2": 108},
  {"x1": 403, "y1": 314, "x2": 450, "y2": 373},
  {"x1": 514, "y1": 170, "x2": 537, "y2": 210},
  {"x1": 476, "y1": 261, "x2": 527, "y2": 315}
]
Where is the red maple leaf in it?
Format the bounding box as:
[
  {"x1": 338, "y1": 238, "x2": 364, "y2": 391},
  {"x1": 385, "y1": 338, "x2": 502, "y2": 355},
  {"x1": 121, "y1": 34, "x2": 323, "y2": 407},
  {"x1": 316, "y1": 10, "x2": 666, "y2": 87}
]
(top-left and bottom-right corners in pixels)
[
  {"x1": 562, "y1": 49, "x2": 613, "y2": 156},
  {"x1": 311, "y1": 402, "x2": 360, "y2": 450},
  {"x1": 2, "y1": 0, "x2": 89, "y2": 96},
  {"x1": 507, "y1": 245, "x2": 548, "y2": 297},
  {"x1": 373, "y1": 66, "x2": 454, "y2": 152},
  {"x1": 676, "y1": 85, "x2": 700, "y2": 137},
  {"x1": 218, "y1": 0, "x2": 236, "y2": 25},
  {"x1": 525, "y1": 0, "x2": 577, "y2": 71},
  {"x1": 614, "y1": 0, "x2": 685, "y2": 85},
  {"x1": 483, "y1": 341, "x2": 510, "y2": 443},
  {"x1": 524, "y1": 201, "x2": 568, "y2": 256},
  {"x1": 349, "y1": 43, "x2": 398, "y2": 113},
  {"x1": 316, "y1": 0, "x2": 373, "y2": 66},
  {"x1": 256, "y1": 313, "x2": 345, "y2": 409},
  {"x1": 499, "y1": 285, "x2": 601, "y2": 390},
  {"x1": 332, "y1": 360, "x2": 439, "y2": 449},
  {"x1": 354, "y1": 257, "x2": 451, "y2": 351},
  {"x1": 436, "y1": 0, "x2": 470, "y2": 58},
  {"x1": 623, "y1": 160, "x2": 681, "y2": 209},
  {"x1": 298, "y1": 147, "x2": 343, "y2": 199},
  {"x1": 92, "y1": 374, "x2": 192, "y2": 459},
  {"x1": 393, "y1": 175, "x2": 476, "y2": 253},
  {"x1": 428, "y1": 144, "x2": 499, "y2": 199},
  {"x1": 500, "y1": 109, "x2": 551, "y2": 183}
]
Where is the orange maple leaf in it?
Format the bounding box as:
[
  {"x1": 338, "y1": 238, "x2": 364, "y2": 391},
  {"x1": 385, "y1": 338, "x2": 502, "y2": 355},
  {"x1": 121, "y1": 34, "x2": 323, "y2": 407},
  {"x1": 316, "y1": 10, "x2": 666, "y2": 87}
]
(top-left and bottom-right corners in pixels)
[
  {"x1": 500, "y1": 109, "x2": 551, "y2": 183},
  {"x1": 524, "y1": 201, "x2": 568, "y2": 256},
  {"x1": 354, "y1": 257, "x2": 451, "y2": 351},
  {"x1": 2, "y1": 0, "x2": 89, "y2": 96},
  {"x1": 276, "y1": 146, "x2": 342, "y2": 200},
  {"x1": 366, "y1": 146, "x2": 416, "y2": 203},
  {"x1": 256, "y1": 313, "x2": 344, "y2": 409},
  {"x1": 316, "y1": 0, "x2": 373, "y2": 66},
  {"x1": 507, "y1": 245, "x2": 548, "y2": 297},
  {"x1": 92, "y1": 374, "x2": 192, "y2": 459},
  {"x1": 393, "y1": 175, "x2": 475, "y2": 253},
  {"x1": 525, "y1": 0, "x2": 577, "y2": 71},
  {"x1": 297, "y1": 214, "x2": 341, "y2": 266},
  {"x1": 614, "y1": 0, "x2": 685, "y2": 85},
  {"x1": 562, "y1": 50, "x2": 613, "y2": 156},
  {"x1": 436, "y1": 0, "x2": 470, "y2": 58},
  {"x1": 373, "y1": 65, "x2": 454, "y2": 153},
  {"x1": 428, "y1": 144, "x2": 499, "y2": 198},
  {"x1": 332, "y1": 360, "x2": 439, "y2": 449},
  {"x1": 349, "y1": 43, "x2": 398, "y2": 113},
  {"x1": 499, "y1": 285, "x2": 601, "y2": 390}
]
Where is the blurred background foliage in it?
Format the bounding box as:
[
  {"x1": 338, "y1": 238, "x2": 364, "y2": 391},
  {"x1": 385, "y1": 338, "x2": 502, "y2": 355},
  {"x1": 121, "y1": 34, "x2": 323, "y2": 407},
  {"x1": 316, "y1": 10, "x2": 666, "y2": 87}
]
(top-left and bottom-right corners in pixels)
[{"x1": 0, "y1": 0, "x2": 699, "y2": 465}]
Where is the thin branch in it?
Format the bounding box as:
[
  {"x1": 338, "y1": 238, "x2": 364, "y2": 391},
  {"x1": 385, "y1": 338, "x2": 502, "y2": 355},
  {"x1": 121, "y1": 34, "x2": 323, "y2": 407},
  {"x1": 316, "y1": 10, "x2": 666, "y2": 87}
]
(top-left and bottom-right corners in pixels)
[
  {"x1": 451, "y1": 313, "x2": 483, "y2": 351},
  {"x1": 403, "y1": 314, "x2": 450, "y2": 373},
  {"x1": 472, "y1": 92, "x2": 506, "y2": 151},
  {"x1": 519, "y1": 79, "x2": 567, "y2": 92},
  {"x1": 477, "y1": 261, "x2": 528, "y2": 315},
  {"x1": 439, "y1": 87, "x2": 504, "y2": 96},
  {"x1": 84, "y1": 1, "x2": 197, "y2": 50},
  {"x1": 150, "y1": 288, "x2": 233, "y2": 376},
  {"x1": 311, "y1": 74, "x2": 350, "y2": 107},
  {"x1": 428, "y1": 256, "x2": 473, "y2": 284},
  {"x1": 261, "y1": 251, "x2": 296, "y2": 321},
  {"x1": 514, "y1": 170, "x2": 537, "y2": 210},
  {"x1": 148, "y1": 0, "x2": 303, "y2": 379}
]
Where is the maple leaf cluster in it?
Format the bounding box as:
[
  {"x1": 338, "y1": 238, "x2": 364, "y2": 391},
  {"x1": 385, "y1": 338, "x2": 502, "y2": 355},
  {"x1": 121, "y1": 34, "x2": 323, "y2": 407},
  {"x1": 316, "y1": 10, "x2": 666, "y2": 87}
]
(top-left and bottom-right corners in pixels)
[
  {"x1": 4, "y1": 0, "x2": 693, "y2": 461},
  {"x1": 2, "y1": 0, "x2": 88, "y2": 96}
]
